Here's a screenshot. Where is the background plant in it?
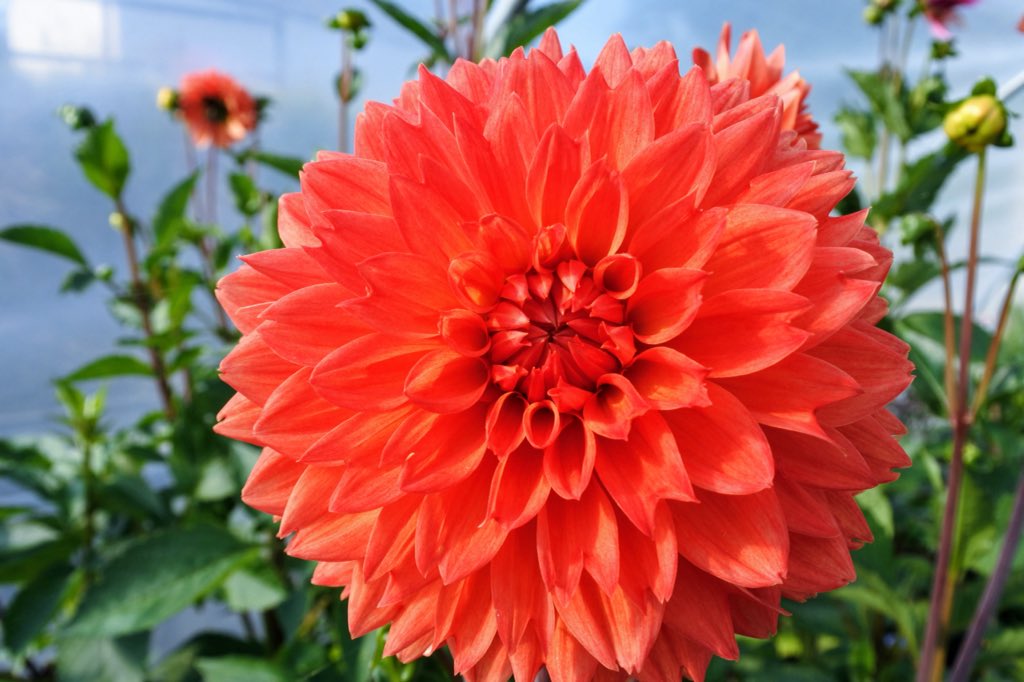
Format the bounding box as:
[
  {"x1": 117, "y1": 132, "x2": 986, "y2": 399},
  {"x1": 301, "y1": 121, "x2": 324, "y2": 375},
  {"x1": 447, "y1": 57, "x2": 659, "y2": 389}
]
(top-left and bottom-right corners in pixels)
[{"x1": 1, "y1": 1, "x2": 1022, "y2": 681}]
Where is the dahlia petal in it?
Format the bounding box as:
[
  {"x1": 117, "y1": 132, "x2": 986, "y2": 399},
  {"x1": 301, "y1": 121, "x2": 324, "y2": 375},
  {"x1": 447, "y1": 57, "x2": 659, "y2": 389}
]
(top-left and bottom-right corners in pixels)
[
  {"x1": 507, "y1": 629, "x2": 545, "y2": 682},
  {"x1": 449, "y1": 250, "x2": 505, "y2": 312},
  {"x1": 592, "y1": 33, "x2": 633, "y2": 88},
  {"x1": 630, "y1": 41, "x2": 678, "y2": 80},
  {"x1": 604, "y1": 70, "x2": 655, "y2": 168},
  {"x1": 537, "y1": 487, "x2": 618, "y2": 605},
  {"x1": 547, "y1": 618, "x2": 601, "y2": 682},
  {"x1": 418, "y1": 65, "x2": 484, "y2": 133},
  {"x1": 827, "y1": 491, "x2": 874, "y2": 547},
  {"x1": 329, "y1": 463, "x2": 403, "y2": 514},
  {"x1": 240, "y1": 247, "x2": 328, "y2": 291},
  {"x1": 347, "y1": 565, "x2": 401, "y2": 637},
  {"x1": 216, "y1": 264, "x2": 293, "y2": 333},
  {"x1": 214, "y1": 393, "x2": 264, "y2": 447},
  {"x1": 774, "y1": 475, "x2": 842, "y2": 538},
  {"x1": 716, "y1": 353, "x2": 861, "y2": 438},
  {"x1": 727, "y1": 586, "x2": 784, "y2": 639},
  {"x1": 440, "y1": 310, "x2": 491, "y2": 357},
  {"x1": 625, "y1": 346, "x2": 709, "y2": 410},
  {"x1": 311, "y1": 335, "x2": 434, "y2": 411},
  {"x1": 593, "y1": 254, "x2": 642, "y2": 299},
  {"x1": 310, "y1": 561, "x2": 353, "y2": 587},
  {"x1": 485, "y1": 392, "x2": 528, "y2": 457},
  {"x1": 733, "y1": 160, "x2": 816, "y2": 207},
  {"x1": 415, "y1": 463, "x2": 509, "y2": 583},
  {"x1": 650, "y1": 65, "x2": 713, "y2": 136},
  {"x1": 390, "y1": 175, "x2": 476, "y2": 264},
  {"x1": 353, "y1": 103, "x2": 390, "y2": 161},
  {"x1": 672, "y1": 488, "x2": 788, "y2": 588},
  {"x1": 701, "y1": 204, "x2": 816, "y2": 296},
  {"x1": 483, "y1": 97, "x2": 538, "y2": 229},
  {"x1": 597, "y1": 412, "x2": 696, "y2": 535},
  {"x1": 279, "y1": 467, "x2": 343, "y2": 537},
  {"x1": 674, "y1": 289, "x2": 811, "y2": 378},
  {"x1": 491, "y1": 524, "x2": 548, "y2": 651},
  {"x1": 300, "y1": 156, "x2": 391, "y2": 216},
  {"x1": 526, "y1": 124, "x2": 583, "y2": 229},
  {"x1": 562, "y1": 67, "x2": 611, "y2": 160},
  {"x1": 664, "y1": 382, "x2": 774, "y2": 495},
  {"x1": 565, "y1": 160, "x2": 629, "y2": 266},
  {"x1": 456, "y1": 118, "x2": 534, "y2": 222},
  {"x1": 277, "y1": 192, "x2": 318, "y2": 248},
  {"x1": 626, "y1": 267, "x2": 706, "y2": 344},
  {"x1": 817, "y1": 208, "x2": 870, "y2": 247},
  {"x1": 448, "y1": 572, "x2": 502, "y2": 674},
  {"x1": 342, "y1": 252, "x2": 454, "y2": 335},
  {"x1": 583, "y1": 373, "x2": 650, "y2": 440},
  {"x1": 792, "y1": 249, "x2": 880, "y2": 344},
  {"x1": 287, "y1": 509, "x2": 378, "y2": 562},
  {"x1": 404, "y1": 350, "x2": 489, "y2": 414},
  {"x1": 628, "y1": 205, "x2": 725, "y2": 273},
  {"x1": 447, "y1": 58, "x2": 494, "y2": 105},
  {"x1": 364, "y1": 494, "x2": 420, "y2": 581},
  {"x1": 241, "y1": 448, "x2": 304, "y2": 516},
  {"x1": 622, "y1": 122, "x2": 713, "y2": 230},
  {"x1": 617, "y1": 502, "x2": 678, "y2": 605},
  {"x1": 766, "y1": 426, "x2": 877, "y2": 490},
  {"x1": 701, "y1": 104, "x2": 781, "y2": 206},
  {"x1": 253, "y1": 367, "x2": 351, "y2": 455},
  {"x1": 782, "y1": 532, "x2": 856, "y2": 601},
  {"x1": 460, "y1": 635, "x2": 512, "y2": 682},
  {"x1": 312, "y1": 210, "x2": 407, "y2": 294},
  {"x1": 219, "y1": 332, "x2": 299, "y2": 405},
  {"x1": 837, "y1": 412, "x2": 911, "y2": 480},
  {"x1": 786, "y1": 169, "x2": 856, "y2": 218},
  {"x1": 398, "y1": 405, "x2": 488, "y2": 493},
  {"x1": 664, "y1": 559, "x2": 739, "y2": 659},
  {"x1": 488, "y1": 446, "x2": 550, "y2": 529},
  {"x1": 543, "y1": 413, "x2": 597, "y2": 500},
  {"x1": 302, "y1": 405, "x2": 414, "y2": 465},
  {"x1": 258, "y1": 283, "x2": 367, "y2": 366},
  {"x1": 520, "y1": 47, "x2": 576, "y2": 134}
]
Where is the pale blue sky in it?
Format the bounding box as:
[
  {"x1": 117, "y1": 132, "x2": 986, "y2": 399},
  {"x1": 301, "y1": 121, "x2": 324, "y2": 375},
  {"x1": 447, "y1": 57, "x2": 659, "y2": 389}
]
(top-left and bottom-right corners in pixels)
[{"x1": 1, "y1": 0, "x2": 1022, "y2": 433}]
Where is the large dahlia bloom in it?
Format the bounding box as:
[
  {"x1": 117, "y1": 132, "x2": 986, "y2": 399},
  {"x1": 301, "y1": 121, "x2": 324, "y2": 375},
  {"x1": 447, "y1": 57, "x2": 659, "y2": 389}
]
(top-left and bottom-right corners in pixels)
[
  {"x1": 216, "y1": 29, "x2": 912, "y2": 682},
  {"x1": 693, "y1": 23, "x2": 821, "y2": 149},
  {"x1": 178, "y1": 69, "x2": 258, "y2": 148}
]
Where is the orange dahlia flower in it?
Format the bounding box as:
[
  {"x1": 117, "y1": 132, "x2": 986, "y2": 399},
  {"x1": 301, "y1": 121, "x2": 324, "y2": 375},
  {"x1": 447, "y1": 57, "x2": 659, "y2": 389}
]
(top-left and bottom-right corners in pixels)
[
  {"x1": 693, "y1": 23, "x2": 822, "y2": 149},
  {"x1": 216, "y1": 29, "x2": 912, "y2": 682},
  {"x1": 178, "y1": 69, "x2": 258, "y2": 148}
]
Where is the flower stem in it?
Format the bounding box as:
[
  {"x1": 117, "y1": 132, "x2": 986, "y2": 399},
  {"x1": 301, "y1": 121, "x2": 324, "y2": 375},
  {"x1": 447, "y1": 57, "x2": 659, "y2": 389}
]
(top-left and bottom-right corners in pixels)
[
  {"x1": 916, "y1": 148, "x2": 988, "y2": 682},
  {"x1": 970, "y1": 266, "x2": 1021, "y2": 419},
  {"x1": 339, "y1": 37, "x2": 352, "y2": 153},
  {"x1": 933, "y1": 223, "x2": 957, "y2": 415},
  {"x1": 116, "y1": 200, "x2": 176, "y2": 420},
  {"x1": 948, "y1": 469, "x2": 1024, "y2": 681}
]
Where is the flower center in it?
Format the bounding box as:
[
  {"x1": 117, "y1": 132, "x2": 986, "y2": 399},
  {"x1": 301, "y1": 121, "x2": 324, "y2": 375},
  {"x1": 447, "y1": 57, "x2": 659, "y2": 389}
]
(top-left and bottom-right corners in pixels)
[
  {"x1": 202, "y1": 96, "x2": 229, "y2": 123},
  {"x1": 483, "y1": 256, "x2": 638, "y2": 410}
]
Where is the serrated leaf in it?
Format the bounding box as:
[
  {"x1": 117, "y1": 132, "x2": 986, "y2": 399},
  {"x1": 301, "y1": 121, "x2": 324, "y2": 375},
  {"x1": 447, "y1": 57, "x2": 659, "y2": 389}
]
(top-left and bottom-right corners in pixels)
[
  {"x1": 154, "y1": 172, "x2": 199, "y2": 246},
  {"x1": 68, "y1": 525, "x2": 255, "y2": 636},
  {"x1": 369, "y1": 0, "x2": 450, "y2": 61},
  {"x1": 63, "y1": 354, "x2": 153, "y2": 382},
  {"x1": 74, "y1": 119, "x2": 131, "y2": 199},
  {"x1": 196, "y1": 656, "x2": 290, "y2": 682},
  {"x1": 498, "y1": 0, "x2": 583, "y2": 57},
  {"x1": 3, "y1": 562, "x2": 73, "y2": 653},
  {"x1": 57, "y1": 633, "x2": 149, "y2": 682},
  {"x1": 0, "y1": 224, "x2": 88, "y2": 266}
]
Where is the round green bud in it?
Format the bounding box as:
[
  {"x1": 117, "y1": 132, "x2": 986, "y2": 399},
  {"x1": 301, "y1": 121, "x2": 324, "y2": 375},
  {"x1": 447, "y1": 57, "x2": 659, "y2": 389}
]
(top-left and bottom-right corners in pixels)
[
  {"x1": 156, "y1": 87, "x2": 179, "y2": 112},
  {"x1": 944, "y1": 94, "x2": 1008, "y2": 152}
]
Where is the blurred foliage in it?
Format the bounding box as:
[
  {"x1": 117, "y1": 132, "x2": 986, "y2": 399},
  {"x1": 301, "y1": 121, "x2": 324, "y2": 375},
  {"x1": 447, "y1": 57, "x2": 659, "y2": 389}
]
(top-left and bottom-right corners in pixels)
[{"x1": 2, "y1": 1, "x2": 1023, "y2": 681}]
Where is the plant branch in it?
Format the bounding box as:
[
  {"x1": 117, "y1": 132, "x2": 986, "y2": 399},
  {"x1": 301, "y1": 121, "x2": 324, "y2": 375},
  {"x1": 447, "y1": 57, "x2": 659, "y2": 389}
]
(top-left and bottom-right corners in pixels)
[
  {"x1": 934, "y1": 223, "x2": 958, "y2": 416},
  {"x1": 917, "y1": 148, "x2": 988, "y2": 682},
  {"x1": 948, "y1": 468, "x2": 1024, "y2": 681},
  {"x1": 115, "y1": 200, "x2": 176, "y2": 420},
  {"x1": 970, "y1": 266, "x2": 1021, "y2": 419}
]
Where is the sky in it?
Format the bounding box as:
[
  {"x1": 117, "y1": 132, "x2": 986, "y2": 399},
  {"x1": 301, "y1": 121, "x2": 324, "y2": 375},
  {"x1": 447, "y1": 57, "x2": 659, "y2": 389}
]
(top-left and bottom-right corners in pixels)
[{"x1": 1, "y1": 0, "x2": 1022, "y2": 434}]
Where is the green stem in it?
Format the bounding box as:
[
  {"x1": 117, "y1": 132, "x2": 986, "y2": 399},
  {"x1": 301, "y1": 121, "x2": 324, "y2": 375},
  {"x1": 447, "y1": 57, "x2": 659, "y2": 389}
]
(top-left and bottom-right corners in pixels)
[
  {"x1": 916, "y1": 148, "x2": 988, "y2": 682},
  {"x1": 970, "y1": 266, "x2": 1021, "y2": 418}
]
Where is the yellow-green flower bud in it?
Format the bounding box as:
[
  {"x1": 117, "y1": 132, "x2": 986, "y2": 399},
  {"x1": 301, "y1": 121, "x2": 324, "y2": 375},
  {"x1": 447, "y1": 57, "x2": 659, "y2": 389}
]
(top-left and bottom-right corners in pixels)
[
  {"x1": 331, "y1": 9, "x2": 370, "y2": 32},
  {"x1": 109, "y1": 211, "x2": 130, "y2": 233},
  {"x1": 156, "y1": 86, "x2": 179, "y2": 112},
  {"x1": 944, "y1": 94, "x2": 1008, "y2": 152},
  {"x1": 863, "y1": 5, "x2": 885, "y2": 24}
]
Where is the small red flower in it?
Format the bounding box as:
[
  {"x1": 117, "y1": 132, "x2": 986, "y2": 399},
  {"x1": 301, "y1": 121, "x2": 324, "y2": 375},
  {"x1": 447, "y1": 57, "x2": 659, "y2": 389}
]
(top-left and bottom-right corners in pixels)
[
  {"x1": 923, "y1": 0, "x2": 980, "y2": 40},
  {"x1": 178, "y1": 69, "x2": 258, "y2": 148},
  {"x1": 693, "y1": 23, "x2": 821, "y2": 149},
  {"x1": 216, "y1": 30, "x2": 912, "y2": 681}
]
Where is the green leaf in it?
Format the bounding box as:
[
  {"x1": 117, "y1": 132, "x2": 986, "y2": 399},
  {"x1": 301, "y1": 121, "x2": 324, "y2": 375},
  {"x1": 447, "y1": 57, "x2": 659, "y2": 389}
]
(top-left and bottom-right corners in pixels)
[
  {"x1": 154, "y1": 172, "x2": 199, "y2": 246},
  {"x1": 229, "y1": 172, "x2": 262, "y2": 216},
  {"x1": 74, "y1": 119, "x2": 131, "y2": 199},
  {"x1": 873, "y1": 144, "x2": 969, "y2": 220},
  {"x1": 0, "y1": 538, "x2": 76, "y2": 583},
  {"x1": 97, "y1": 473, "x2": 169, "y2": 521},
  {"x1": 368, "y1": 0, "x2": 450, "y2": 61},
  {"x1": 498, "y1": 1, "x2": 584, "y2": 57},
  {"x1": 223, "y1": 565, "x2": 288, "y2": 613},
  {"x1": 0, "y1": 224, "x2": 88, "y2": 266},
  {"x1": 834, "y1": 107, "x2": 877, "y2": 159},
  {"x1": 846, "y1": 69, "x2": 912, "y2": 142},
  {"x1": 61, "y1": 267, "x2": 98, "y2": 293},
  {"x1": 196, "y1": 656, "x2": 290, "y2": 682},
  {"x1": 57, "y1": 633, "x2": 149, "y2": 682},
  {"x1": 63, "y1": 354, "x2": 153, "y2": 382},
  {"x1": 3, "y1": 562, "x2": 73, "y2": 653},
  {"x1": 68, "y1": 524, "x2": 255, "y2": 636},
  {"x1": 245, "y1": 151, "x2": 306, "y2": 179}
]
